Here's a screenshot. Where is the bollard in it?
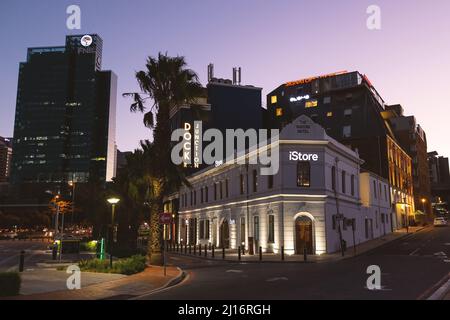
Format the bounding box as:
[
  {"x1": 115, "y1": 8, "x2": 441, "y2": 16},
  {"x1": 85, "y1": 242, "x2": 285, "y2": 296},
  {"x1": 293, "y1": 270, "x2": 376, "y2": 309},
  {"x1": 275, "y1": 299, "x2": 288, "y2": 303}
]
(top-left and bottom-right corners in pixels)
[
  {"x1": 184, "y1": 243, "x2": 187, "y2": 254},
  {"x1": 281, "y1": 246, "x2": 285, "y2": 261},
  {"x1": 212, "y1": 245, "x2": 215, "y2": 258},
  {"x1": 238, "y1": 246, "x2": 241, "y2": 261},
  {"x1": 199, "y1": 244, "x2": 202, "y2": 256},
  {"x1": 204, "y1": 244, "x2": 207, "y2": 258},
  {"x1": 189, "y1": 244, "x2": 192, "y2": 255},
  {"x1": 222, "y1": 247, "x2": 225, "y2": 260},
  {"x1": 259, "y1": 246, "x2": 262, "y2": 261},
  {"x1": 180, "y1": 243, "x2": 183, "y2": 254},
  {"x1": 303, "y1": 247, "x2": 307, "y2": 262},
  {"x1": 242, "y1": 246, "x2": 245, "y2": 256},
  {"x1": 52, "y1": 244, "x2": 58, "y2": 260},
  {"x1": 194, "y1": 244, "x2": 196, "y2": 255},
  {"x1": 19, "y1": 250, "x2": 25, "y2": 272},
  {"x1": 208, "y1": 243, "x2": 212, "y2": 251}
]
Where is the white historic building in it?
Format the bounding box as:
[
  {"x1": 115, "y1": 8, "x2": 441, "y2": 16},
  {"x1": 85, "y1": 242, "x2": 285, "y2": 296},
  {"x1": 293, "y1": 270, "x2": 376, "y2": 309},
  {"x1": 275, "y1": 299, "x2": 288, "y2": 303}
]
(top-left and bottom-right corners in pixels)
[{"x1": 177, "y1": 115, "x2": 393, "y2": 255}]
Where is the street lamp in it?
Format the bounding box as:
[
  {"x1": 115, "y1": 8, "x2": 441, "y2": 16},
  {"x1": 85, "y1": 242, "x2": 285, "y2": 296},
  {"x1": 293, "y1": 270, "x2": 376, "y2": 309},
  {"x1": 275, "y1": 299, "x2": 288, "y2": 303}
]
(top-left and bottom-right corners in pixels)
[
  {"x1": 421, "y1": 198, "x2": 426, "y2": 214},
  {"x1": 107, "y1": 197, "x2": 120, "y2": 268}
]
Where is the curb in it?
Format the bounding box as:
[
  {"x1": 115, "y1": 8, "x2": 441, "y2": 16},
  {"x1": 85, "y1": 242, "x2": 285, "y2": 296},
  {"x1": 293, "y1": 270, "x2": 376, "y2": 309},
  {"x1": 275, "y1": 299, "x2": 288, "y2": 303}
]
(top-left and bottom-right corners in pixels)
[
  {"x1": 418, "y1": 272, "x2": 450, "y2": 300},
  {"x1": 129, "y1": 267, "x2": 186, "y2": 300}
]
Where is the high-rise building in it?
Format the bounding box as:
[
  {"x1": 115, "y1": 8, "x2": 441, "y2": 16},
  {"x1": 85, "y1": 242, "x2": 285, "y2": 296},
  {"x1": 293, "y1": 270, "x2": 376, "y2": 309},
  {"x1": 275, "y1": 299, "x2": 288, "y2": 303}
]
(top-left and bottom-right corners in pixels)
[
  {"x1": 0, "y1": 137, "x2": 13, "y2": 182},
  {"x1": 266, "y1": 71, "x2": 414, "y2": 229},
  {"x1": 382, "y1": 105, "x2": 431, "y2": 218},
  {"x1": 11, "y1": 35, "x2": 117, "y2": 186},
  {"x1": 428, "y1": 151, "x2": 450, "y2": 215}
]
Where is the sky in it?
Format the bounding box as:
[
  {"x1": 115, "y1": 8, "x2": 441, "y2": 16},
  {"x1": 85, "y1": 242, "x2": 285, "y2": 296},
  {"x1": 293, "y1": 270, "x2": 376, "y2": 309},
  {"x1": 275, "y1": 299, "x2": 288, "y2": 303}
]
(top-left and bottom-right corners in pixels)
[{"x1": 0, "y1": 0, "x2": 449, "y2": 157}]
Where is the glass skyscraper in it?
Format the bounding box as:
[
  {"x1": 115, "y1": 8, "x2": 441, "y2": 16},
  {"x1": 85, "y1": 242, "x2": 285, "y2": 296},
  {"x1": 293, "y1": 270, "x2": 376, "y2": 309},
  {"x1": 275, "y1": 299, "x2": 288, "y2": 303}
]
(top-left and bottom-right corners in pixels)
[{"x1": 11, "y1": 34, "x2": 117, "y2": 185}]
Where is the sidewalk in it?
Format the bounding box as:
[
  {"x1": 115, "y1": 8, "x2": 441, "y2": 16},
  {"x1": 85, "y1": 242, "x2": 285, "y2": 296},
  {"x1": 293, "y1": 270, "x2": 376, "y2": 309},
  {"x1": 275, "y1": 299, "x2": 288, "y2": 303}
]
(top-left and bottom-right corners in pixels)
[
  {"x1": 5, "y1": 266, "x2": 184, "y2": 300},
  {"x1": 169, "y1": 226, "x2": 427, "y2": 264}
]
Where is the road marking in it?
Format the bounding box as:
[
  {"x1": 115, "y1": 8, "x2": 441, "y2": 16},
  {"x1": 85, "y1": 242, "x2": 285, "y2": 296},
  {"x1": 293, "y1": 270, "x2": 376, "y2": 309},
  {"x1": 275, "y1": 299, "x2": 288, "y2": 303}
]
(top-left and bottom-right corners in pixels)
[
  {"x1": 266, "y1": 277, "x2": 288, "y2": 282},
  {"x1": 409, "y1": 248, "x2": 421, "y2": 256},
  {"x1": 364, "y1": 286, "x2": 392, "y2": 291},
  {"x1": 434, "y1": 252, "x2": 446, "y2": 256},
  {"x1": 444, "y1": 260, "x2": 450, "y2": 263},
  {"x1": 226, "y1": 270, "x2": 243, "y2": 273}
]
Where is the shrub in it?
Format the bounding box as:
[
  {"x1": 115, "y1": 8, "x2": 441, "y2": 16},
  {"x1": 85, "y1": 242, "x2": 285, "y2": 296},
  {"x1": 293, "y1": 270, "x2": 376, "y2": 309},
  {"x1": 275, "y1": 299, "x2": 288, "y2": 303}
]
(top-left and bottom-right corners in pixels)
[
  {"x1": 0, "y1": 272, "x2": 21, "y2": 297},
  {"x1": 79, "y1": 240, "x2": 98, "y2": 252},
  {"x1": 78, "y1": 255, "x2": 146, "y2": 275}
]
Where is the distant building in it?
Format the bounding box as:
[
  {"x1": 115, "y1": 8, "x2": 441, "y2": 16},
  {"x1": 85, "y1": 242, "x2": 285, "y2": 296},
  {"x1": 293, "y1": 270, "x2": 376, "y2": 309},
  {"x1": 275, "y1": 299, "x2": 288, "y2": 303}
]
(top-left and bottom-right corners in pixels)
[
  {"x1": 266, "y1": 71, "x2": 414, "y2": 229},
  {"x1": 382, "y1": 105, "x2": 431, "y2": 219},
  {"x1": 0, "y1": 137, "x2": 13, "y2": 182},
  {"x1": 11, "y1": 34, "x2": 117, "y2": 186},
  {"x1": 116, "y1": 150, "x2": 132, "y2": 170}
]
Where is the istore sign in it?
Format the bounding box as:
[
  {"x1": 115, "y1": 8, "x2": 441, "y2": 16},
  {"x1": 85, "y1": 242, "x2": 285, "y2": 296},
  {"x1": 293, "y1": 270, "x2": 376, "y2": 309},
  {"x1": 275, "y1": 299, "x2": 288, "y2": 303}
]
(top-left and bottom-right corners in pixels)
[{"x1": 289, "y1": 151, "x2": 319, "y2": 162}]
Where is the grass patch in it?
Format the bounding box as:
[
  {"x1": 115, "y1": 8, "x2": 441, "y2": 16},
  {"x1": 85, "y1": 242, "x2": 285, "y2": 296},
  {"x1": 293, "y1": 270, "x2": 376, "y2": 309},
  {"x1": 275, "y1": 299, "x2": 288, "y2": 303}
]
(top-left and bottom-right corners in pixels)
[
  {"x1": 0, "y1": 272, "x2": 21, "y2": 297},
  {"x1": 78, "y1": 255, "x2": 146, "y2": 275}
]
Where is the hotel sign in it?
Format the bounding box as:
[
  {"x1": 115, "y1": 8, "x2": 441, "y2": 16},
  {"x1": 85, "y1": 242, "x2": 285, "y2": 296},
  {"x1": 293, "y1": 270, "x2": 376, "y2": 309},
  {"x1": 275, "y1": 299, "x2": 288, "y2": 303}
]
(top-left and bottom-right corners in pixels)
[{"x1": 285, "y1": 70, "x2": 348, "y2": 87}]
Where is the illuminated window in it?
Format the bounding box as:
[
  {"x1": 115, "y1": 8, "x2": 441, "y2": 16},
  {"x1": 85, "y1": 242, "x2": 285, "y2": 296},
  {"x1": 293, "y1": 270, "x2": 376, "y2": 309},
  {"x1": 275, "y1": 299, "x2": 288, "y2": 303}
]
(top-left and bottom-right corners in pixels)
[
  {"x1": 268, "y1": 215, "x2": 275, "y2": 243},
  {"x1": 305, "y1": 100, "x2": 318, "y2": 108},
  {"x1": 297, "y1": 162, "x2": 311, "y2": 187},
  {"x1": 271, "y1": 95, "x2": 278, "y2": 104},
  {"x1": 275, "y1": 108, "x2": 283, "y2": 117},
  {"x1": 327, "y1": 112, "x2": 333, "y2": 117}
]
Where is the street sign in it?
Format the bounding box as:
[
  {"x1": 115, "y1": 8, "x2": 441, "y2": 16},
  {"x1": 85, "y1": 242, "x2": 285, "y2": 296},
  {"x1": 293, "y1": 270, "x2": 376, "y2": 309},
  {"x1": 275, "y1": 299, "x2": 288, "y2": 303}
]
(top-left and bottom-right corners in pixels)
[{"x1": 159, "y1": 212, "x2": 173, "y2": 225}]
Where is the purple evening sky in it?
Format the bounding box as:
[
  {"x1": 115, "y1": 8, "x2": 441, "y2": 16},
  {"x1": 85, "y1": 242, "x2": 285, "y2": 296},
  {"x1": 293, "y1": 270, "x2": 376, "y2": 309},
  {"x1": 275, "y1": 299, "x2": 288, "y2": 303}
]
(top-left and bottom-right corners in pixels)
[{"x1": 0, "y1": 0, "x2": 449, "y2": 157}]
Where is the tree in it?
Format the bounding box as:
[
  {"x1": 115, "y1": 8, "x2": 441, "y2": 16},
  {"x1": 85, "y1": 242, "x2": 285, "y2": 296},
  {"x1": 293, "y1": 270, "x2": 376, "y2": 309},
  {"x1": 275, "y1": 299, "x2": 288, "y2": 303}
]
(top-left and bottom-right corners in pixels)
[{"x1": 124, "y1": 53, "x2": 202, "y2": 265}]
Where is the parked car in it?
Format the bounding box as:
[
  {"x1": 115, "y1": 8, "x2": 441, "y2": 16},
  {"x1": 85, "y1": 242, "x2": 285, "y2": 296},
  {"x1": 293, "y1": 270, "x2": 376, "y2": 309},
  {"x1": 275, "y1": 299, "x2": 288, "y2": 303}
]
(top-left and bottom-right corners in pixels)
[
  {"x1": 0, "y1": 231, "x2": 18, "y2": 240},
  {"x1": 433, "y1": 217, "x2": 448, "y2": 227}
]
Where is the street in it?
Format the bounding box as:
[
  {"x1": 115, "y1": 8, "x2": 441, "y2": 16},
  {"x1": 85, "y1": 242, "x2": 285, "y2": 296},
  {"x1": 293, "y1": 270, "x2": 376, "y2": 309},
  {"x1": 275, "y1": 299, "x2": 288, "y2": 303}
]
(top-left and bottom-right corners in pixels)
[
  {"x1": 139, "y1": 226, "x2": 450, "y2": 300},
  {"x1": 0, "y1": 240, "x2": 51, "y2": 272}
]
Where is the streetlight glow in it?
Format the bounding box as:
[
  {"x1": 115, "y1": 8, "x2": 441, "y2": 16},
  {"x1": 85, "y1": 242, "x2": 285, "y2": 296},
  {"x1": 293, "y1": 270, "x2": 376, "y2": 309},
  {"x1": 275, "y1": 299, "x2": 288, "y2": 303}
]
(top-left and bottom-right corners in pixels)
[{"x1": 107, "y1": 197, "x2": 120, "y2": 205}]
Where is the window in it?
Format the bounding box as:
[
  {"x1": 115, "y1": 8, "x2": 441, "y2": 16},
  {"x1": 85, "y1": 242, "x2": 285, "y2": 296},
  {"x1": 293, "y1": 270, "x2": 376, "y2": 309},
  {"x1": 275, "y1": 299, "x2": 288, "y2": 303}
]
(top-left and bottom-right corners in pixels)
[
  {"x1": 351, "y1": 174, "x2": 355, "y2": 196},
  {"x1": 373, "y1": 180, "x2": 377, "y2": 199},
  {"x1": 384, "y1": 185, "x2": 387, "y2": 201},
  {"x1": 194, "y1": 190, "x2": 197, "y2": 205},
  {"x1": 240, "y1": 174, "x2": 245, "y2": 195},
  {"x1": 342, "y1": 171, "x2": 346, "y2": 193},
  {"x1": 331, "y1": 166, "x2": 336, "y2": 191},
  {"x1": 271, "y1": 95, "x2": 277, "y2": 104},
  {"x1": 332, "y1": 215, "x2": 337, "y2": 230},
  {"x1": 205, "y1": 220, "x2": 210, "y2": 239},
  {"x1": 214, "y1": 183, "x2": 218, "y2": 201},
  {"x1": 200, "y1": 187, "x2": 204, "y2": 203},
  {"x1": 254, "y1": 216, "x2": 260, "y2": 242},
  {"x1": 297, "y1": 162, "x2": 311, "y2": 187},
  {"x1": 205, "y1": 186, "x2": 209, "y2": 202},
  {"x1": 344, "y1": 108, "x2": 352, "y2": 116},
  {"x1": 305, "y1": 100, "x2": 318, "y2": 108},
  {"x1": 220, "y1": 181, "x2": 223, "y2": 199},
  {"x1": 268, "y1": 175, "x2": 274, "y2": 189},
  {"x1": 240, "y1": 217, "x2": 246, "y2": 244},
  {"x1": 324, "y1": 96, "x2": 331, "y2": 104},
  {"x1": 327, "y1": 112, "x2": 333, "y2": 117},
  {"x1": 275, "y1": 108, "x2": 283, "y2": 117},
  {"x1": 343, "y1": 125, "x2": 351, "y2": 138},
  {"x1": 199, "y1": 220, "x2": 205, "y2": 239},
  {"x1": 268, "y1": 215, "x2": 275, "y2": 243},
  {"x1": 225, "y1": 179, "x2": 229, "y2": 198},
  {"x1": 253, "y1": 170, "x2": 258, "y2": 192},
  {"x1": 190, "y1": 191, "x2": 193, "y2": 206}
]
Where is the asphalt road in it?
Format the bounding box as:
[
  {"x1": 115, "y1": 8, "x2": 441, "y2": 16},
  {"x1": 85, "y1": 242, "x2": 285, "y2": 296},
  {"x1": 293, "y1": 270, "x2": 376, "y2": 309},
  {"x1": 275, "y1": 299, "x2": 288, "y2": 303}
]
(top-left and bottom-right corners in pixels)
[
  {"x1": 140, "y1": 226, "x2": 450, "y2": 300},
  {"x1": 0, "y1": 240, "x2": 51, "y2": 272}
]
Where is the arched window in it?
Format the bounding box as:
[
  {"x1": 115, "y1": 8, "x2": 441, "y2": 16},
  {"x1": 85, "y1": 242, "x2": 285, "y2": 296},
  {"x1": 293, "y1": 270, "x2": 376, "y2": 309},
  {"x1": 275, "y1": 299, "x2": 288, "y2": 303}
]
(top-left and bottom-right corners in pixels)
[{"x1": 297, "y1": 162, "x2": 311, "y2": 187}]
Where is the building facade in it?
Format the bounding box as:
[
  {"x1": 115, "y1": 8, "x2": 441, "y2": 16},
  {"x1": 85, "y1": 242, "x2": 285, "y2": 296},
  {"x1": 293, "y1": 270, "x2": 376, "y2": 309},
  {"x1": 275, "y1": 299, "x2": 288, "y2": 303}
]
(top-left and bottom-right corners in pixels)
[
  {"x1": 428, "y1": 151, "x2": 450, "y2": 215},
  {"x1": 0, "y1": 137, "x2": 13, "y2": 182},
  {"x1": 177, "y1": 115, "x2": 392, "y2": 255},
  {"x1": 11, "y1": 34, "x2": 117, "y2": 186},
  {"x1": 266, "y1": 71, "x2": 414, "y2": 229}
]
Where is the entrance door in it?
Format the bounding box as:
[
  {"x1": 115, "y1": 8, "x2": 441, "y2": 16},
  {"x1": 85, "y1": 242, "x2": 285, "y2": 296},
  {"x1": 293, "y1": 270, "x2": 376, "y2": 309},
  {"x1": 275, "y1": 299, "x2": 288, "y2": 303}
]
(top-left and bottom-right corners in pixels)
[
  {"x1": 295, "y1": 216, "x2": 313, "y2": 254},
  {"x1": 219, "y1": 220, "x2": 230, "y2": 249}
]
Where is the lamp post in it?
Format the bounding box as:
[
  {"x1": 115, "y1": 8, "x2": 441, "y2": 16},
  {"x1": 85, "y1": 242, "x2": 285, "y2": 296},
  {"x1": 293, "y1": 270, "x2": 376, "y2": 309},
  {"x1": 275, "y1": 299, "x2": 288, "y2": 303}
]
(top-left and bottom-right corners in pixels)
[
  {"x1": 421, "y1": 198, "x2": 426, "y2": 214},
  {"x1": 69, "y1": 181, "x2": 76, "y2": 225},
  {"x1": 107, "y1": 197, "x2": 120, "y2": 268}
]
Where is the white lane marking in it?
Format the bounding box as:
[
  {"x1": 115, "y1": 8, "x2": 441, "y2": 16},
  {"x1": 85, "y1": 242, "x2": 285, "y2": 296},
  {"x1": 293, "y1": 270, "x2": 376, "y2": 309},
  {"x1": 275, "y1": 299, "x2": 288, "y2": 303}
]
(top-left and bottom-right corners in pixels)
[
  {"x1": 444, "y1": 260, "x2": 450, "y2": 263},
  {"x1": 409, "y1": 248, "x2": 421, "y2": 256},
  {"x1": 226, "y1": 270, "x2": 243, "y2": 273},
  {"x1": 434, "y1": 252, "x2": 446, "y2": 256},
  {"x1": 266, "y1": 277, "x2": 289, "y2": 282}
]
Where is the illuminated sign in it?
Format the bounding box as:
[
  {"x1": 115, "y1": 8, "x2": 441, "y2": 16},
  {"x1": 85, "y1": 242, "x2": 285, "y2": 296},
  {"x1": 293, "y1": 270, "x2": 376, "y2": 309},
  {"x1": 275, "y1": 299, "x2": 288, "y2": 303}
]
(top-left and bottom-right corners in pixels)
[
  {"x1": 80, "y1": 35, "x2": 93, "y2": 47},
  {"x1": 289, "y1": 152, "x2": 319, "y2": 162},
  {"x1": 183, "y1": 123, "x2": 192, "y2": 168},
  {"x1": 290, "y1": 95, "x2": 310, "y2": 103},
  {"x1": 285, "y1": 70, "x2": 348, "y2": 87}
]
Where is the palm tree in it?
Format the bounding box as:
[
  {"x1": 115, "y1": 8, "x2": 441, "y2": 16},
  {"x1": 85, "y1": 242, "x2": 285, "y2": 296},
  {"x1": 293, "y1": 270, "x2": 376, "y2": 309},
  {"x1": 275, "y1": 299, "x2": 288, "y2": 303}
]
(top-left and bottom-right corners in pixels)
[{"x1": 123, "y1": 53, "x2": 203, "y2": 265}]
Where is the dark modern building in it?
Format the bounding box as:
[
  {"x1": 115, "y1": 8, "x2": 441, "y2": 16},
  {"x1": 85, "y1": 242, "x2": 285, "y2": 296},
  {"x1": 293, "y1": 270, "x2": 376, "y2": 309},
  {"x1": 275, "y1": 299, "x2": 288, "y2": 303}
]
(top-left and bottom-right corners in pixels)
[
  {"x1": 428, "y1": 151, "x2": 450, "y2": 215},
  {"x1": 266, "y1": 71, "x2": 414, "y2": 229},
  {"x1": 169, "y1": 65, "x2": 265, "y2": 171},
  {"x1": 11, "y1": 35, "x2": 117, "y2": 188},
  {"x1": 0, "y1": 137, "x2": 13, "y2": 183},
  {"x1": 382, "y1": 105, "x2": 431, "y2": 218}
]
